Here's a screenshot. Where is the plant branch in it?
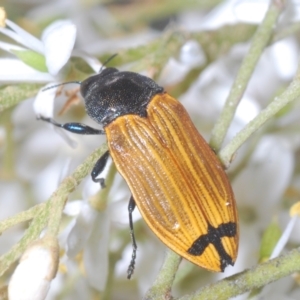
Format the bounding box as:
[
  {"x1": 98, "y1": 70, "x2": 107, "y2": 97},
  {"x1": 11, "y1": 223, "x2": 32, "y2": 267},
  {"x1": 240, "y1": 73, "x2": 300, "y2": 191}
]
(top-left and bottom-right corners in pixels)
[
  {"x1": 209, "y1": 0, "x2": 287, "y2": 152},
  {"x1": 0, "y1": 84, "x2": 41, "y2": 112},
  {"x1": 177, "y1": 247, "x2": 300, "y2": 300},
  {"x1": 144, "y1": 250, "x2": 181, "y2": 300},
  {"x1": 219, "y1": 60, "x2": 300, "y2": 167},
  {"x1": 0, "y1": 203, "x2": 45, "y2": 235},
  {"x1": 0, "y1": 145, "x2": 108, "y2": 276},
  {"x1": 0, "y1": 205, "x2": 49, "y2": 276},
  {"x1": 272, "y1": 21, "x2": 300, "y2": 43},
  {"x1": 46, "y1": 144, "x2": 108, "y2": 236}
]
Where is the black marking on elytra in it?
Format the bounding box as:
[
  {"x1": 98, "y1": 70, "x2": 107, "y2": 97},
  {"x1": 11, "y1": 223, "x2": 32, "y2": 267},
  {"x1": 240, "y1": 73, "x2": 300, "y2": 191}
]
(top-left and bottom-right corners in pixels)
[{"x1": 187, "y1": 222, "x2": 237, "y2": 271}]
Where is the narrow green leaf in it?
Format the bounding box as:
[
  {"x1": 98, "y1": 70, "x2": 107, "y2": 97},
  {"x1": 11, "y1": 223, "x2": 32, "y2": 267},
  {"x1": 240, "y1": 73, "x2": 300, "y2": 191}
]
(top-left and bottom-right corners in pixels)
[
  {"x1": 0, "y1": 84, "x2": 42, "y2": 112},
  {"x1": 11, "y1": 50, "x2": 47, "y2": 72},
  {"x1": 259, "y1": 220, "x2": 282, "y2": 262}
]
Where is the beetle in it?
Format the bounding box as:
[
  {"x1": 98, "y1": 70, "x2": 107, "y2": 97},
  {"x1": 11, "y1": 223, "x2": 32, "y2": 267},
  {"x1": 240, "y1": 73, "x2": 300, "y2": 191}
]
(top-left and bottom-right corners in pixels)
[{"x1": 38, "y1": 67, "x2": 239, "y2": 279}]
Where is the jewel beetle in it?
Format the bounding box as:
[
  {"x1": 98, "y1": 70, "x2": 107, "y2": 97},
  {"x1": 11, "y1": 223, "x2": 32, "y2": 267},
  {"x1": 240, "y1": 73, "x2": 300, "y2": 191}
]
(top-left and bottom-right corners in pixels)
[{"x1": 39, "y1": 67, "x2": 239, "y2": 279}]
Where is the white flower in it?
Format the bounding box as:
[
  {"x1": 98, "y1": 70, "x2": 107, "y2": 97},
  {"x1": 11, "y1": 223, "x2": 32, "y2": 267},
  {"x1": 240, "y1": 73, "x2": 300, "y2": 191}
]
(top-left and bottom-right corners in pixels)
[
  {"x1": 60, "y1": 176, "x2": 110, "y2": 291},
  {"x1": 0, "y1": 18, "x2": 76, "y2": 80},
  {"x1": 0, "y1": 14, "x2": 102, "y2": 142},
  {"x1": 41, "y1": 20, "x2": 76, "y2": 76},
  {"x1": 8, "y1": 236, "x2": 59, "y2": 300},
  {"x1": 33, "y1": 83, "x2": 58, "y2": 118},
  {"x1": 0, "y1": 17, "x2": 101, "y2": 145}
]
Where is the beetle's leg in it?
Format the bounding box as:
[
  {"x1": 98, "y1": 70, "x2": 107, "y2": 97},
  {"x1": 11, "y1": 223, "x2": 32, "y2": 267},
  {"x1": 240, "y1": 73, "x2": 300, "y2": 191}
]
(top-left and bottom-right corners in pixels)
[
  {"x1": 127, "y1": 196, "x2": 137, "y2": 279},
  {"x1": 37, "y1": 116, "x2": 105, "y2": 135},
  {"x1": 91, "y1": 150, "x2": 110, "y2": 188}
]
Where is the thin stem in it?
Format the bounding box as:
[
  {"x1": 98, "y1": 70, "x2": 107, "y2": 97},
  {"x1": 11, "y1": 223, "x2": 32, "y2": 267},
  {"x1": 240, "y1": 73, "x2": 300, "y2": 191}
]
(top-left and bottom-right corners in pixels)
[
  {"x1": 144, "y1": 250, "x2": 181, "y2": 300},
  {"x1": 0, "y1": 145, "x2": 108, "y2": 276},
  {"x1": 0, "y1": 84, "x2": 41, "y2": 112},
  {"x1": 219, "y1": 61, "x2": 300, "y2": 167},
  {"x1": 47, "y1": 144, "x2": 108, "y2": 236},
  {"x1": 0, "y1": 204, "x2": 49, "y2": 276},
  {"x1": 0, "y1": 203, "x2": 45, "y2": 235},
  {"x1": 272, "y1": 21, "x2": 300, "y2": 43},
  {"x1": 209, "y1": 0, "x2": 286, "y2": 152},
  {"x1": 178, "y1": 248, "x2": 300, "y2": 300}
]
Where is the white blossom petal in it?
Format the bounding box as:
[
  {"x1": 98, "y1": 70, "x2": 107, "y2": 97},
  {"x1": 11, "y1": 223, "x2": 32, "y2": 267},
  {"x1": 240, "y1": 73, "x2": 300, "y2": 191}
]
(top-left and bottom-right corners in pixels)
[
  {"x1": 270, "y1": 216, "x2": 297, "y2": 259},
  {"x1": 233, "y1": 136, "x2": 294, "y2": 228},
  {"x1": 158, "y1": 58, "x2": 189, "y2": 86},
  {"x1": 271, "y1": 38, "x2": 299, "y2": 80},
  {"x1": 8, "y1": 238, "x2": 59, "y2": 300},
  {"x1": 180, "y1": 40, "x2": 206, "y2": 67},
  {"x1": 0, "y1": 40, "x2": 26, "y2": 52},
  {"x1": 33, "y1": 84, "x2": 58, "y2": 118},
  {"x1": 53, "y1": 127, "x2": 78, "y2": 149},
  {"x1": 5, "y1": 19, "x2": 44, "y2": 53},
  {"x1": 0, "y1": 59, "x2": 54, "y2": 82},
  {"x1": 66, "y1": 202, "x2": 98, "y2": 258},
  {"x1": 84, "y1": 211, "x2": 110, "y2": 291},
  {"x1": 197, "y1": 0, "x2": 239, "y2": 30},
  {"x1": 234, "y1": 0, "x2": 269, "y2": 24},
  {"x1": 33, "y1": 83, "x2": 78, "y2": 148},
  {"x1": 82, "y1": 177, "x2": 101, "y2": 200},
  {"x1": 42, "y1": 20, "x2": 76, "y2": 76},
  {"x1": 57, "y1": 158, "x2": 72, "y2": 184},
  {"x1": 64, "y1": 200, "x2": 83, "y2": 217}
]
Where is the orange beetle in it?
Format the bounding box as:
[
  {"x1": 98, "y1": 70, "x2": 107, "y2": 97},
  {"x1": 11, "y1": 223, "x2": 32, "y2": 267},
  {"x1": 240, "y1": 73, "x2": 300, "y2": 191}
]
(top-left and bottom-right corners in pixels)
[{"x1": 39, "y1": 67, "x2": 239, "y2": 279}]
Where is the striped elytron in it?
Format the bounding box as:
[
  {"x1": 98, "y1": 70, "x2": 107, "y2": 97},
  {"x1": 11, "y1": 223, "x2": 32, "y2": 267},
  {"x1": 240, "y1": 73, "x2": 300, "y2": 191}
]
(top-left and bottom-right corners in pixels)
[{"x1": 39, "y1": 67, "x2": 239, "y2": 279}]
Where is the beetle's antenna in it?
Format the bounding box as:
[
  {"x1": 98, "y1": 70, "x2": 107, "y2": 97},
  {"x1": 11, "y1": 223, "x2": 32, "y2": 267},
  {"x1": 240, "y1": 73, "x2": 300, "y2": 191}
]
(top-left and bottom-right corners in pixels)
[
  {"x1": 43, "y1": 54, "x2": 118, "y2": 92},
  {"x1": 100, "y1": 53, "x2": 118, "y2": 72},
  {"x1": 42, "y1": 81, "x2": 81, "y2": 92}
]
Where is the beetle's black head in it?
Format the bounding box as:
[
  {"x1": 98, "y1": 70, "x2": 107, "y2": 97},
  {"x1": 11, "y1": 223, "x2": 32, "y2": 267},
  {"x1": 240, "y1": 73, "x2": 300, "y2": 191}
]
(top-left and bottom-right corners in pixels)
[{"x1": 80, "y1": 68, "x2": 164, "y2": 126}]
